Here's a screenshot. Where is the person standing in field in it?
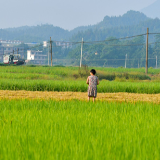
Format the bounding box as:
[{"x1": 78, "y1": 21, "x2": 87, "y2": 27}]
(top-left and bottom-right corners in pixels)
[{"x1": 86, "y1": 69, "x2": 99, "y2": 102}]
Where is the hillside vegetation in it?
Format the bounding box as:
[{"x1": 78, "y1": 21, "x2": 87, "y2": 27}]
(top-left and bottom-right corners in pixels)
[{"x1": 0, "y1": 10, "x2": 159, "y2": 42}]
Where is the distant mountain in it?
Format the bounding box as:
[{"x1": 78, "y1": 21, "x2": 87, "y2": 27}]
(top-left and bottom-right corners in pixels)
[
  {"x1": 141, "y1": 0, "x2": 160, "y2": 19},
  {"x1": 70, "y1": 10, "x2": 153, "y2": 42},
  {"x1": 71, "y1": 11, "x2": 149, "y2": 34},
  {"x1": 0, "y1": 25, "x2": 70, "y2": 42},
  {"x1": 95, "y1": 10, "x2": 149, "y2": 29},
  {"x1": 70, "y1": 26, "x2": 93, "y2": 35},
  {"x1": 0, "y1": 10, "x2": 157, "y2": 43},
  {"x1": 71, "y1": 18, "x2": 160, "y2": 42}
]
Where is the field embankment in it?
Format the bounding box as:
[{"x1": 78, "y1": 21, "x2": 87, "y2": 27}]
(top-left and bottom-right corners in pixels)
[{"x1": 0, "y1": 90, "x2": 160, "y2": 104}]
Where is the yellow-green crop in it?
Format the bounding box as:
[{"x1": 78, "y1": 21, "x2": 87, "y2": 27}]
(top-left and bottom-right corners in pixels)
[{"x1": 0, "y1": 100, "x2": 159, "y2": 160}]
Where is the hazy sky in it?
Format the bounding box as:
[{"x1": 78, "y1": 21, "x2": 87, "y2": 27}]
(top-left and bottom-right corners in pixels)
[{"x1": 0, "y1": 0, "x2": 157, "y2": 30}]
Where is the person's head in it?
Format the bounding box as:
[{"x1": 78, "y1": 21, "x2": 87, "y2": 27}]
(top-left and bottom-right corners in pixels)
[{"x1": 90, "y1": 69, "x2": 96, "y2": 75}]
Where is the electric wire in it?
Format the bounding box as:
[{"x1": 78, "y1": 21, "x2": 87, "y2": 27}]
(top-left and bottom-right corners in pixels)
[{"x1": 3, "y1": 32, "x2": 160, "y2": 55}]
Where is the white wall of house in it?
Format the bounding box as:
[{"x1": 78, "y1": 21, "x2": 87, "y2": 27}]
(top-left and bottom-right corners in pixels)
[{"x1": 27, "y1": 50, "x2": 34, "y2": 60}]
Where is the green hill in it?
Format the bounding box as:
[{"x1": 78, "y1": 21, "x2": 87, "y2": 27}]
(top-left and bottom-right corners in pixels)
[{"x1": 0, "y1": 10, "x2": 155, "y2": 43}]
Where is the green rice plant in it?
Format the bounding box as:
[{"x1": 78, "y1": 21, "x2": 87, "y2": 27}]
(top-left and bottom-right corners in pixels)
[
  {"x1": 0, "y1": 100, "x2": 159, "y2": 160},
  {"x1": 96, "y1": 67, "x2": 160, "y2": 74},
  {"x1": 0, "y1": 66, "x2": 160, "y2": 77},
  {"x1": 0, "y1": 66, "x2": 160, "y2": 93},
  {"x1": 0, "y1": 66, "x2": 160, "y2": 82},
  {"x1": 0, "y1": 78, "x2": 160, "y2": 93}
]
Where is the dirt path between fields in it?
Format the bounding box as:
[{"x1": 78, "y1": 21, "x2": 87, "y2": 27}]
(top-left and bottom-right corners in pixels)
[{"x1": 0, "y1": 90, "x2": 160, "y2": 104}]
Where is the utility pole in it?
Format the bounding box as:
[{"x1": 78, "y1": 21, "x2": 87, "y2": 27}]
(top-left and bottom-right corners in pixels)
[
  {"x1": 17, "y1": 48, "x2": 19, "y2": 59},
  {"x1": 146, "y1": 28, "x2": 149, "y2": 74},
  {"x1": 125, "y1": 54, "x2": 127, "y2": 68},
  {"x1": 156, "y1": 56, "x2": 157, "y2": 69},
  {"x1": 138, "y1": 59, "x2": 139, "y2": 68},
  {"x1": 13, "y1": 50, "x2": 14, "y2": 55},
  {"x1": 80, "y1": 38, "x2": 83, "y2": 67},
  {"x1": 50, "y1": 37, "x2": 52, "y2": 66},
  {"x1": 48, "y1": 43, "x2": 49, "y2": 66}
]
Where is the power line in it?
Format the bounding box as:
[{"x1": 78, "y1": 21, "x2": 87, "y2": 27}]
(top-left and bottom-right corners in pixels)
[
  {"x1": 149, "y1": 41, "x2": 160, "y2": 45},
  {"x1": 85, "y1": 34, "x2": 147, "y2": 44},
  {"x1": 4, "y1": 32, "x2": 160, "y2": 54},
  {"x1": 84, "y1": 42, "x2": 146, "y2": 46},
  {"x1": 149, "y1": 33, "x2": 160, "y2": 35},
  {"x1": 5, "y1": 40, "x2": 160, "y2": 55},
  {"x1": 50, "y1": 32, "x2": 160, "y2": 45},
  {"x1": 48, "y1": 33, "x2": 147, "y2": 44},
  {"x1": 84, "y1": 58, "x2": 157, "y2": 61}
]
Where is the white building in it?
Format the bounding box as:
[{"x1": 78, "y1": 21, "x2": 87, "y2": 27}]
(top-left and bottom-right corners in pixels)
[
  {"x1": 27, "y1": 50, "x2": 34, "y2": 60},
  {"x1": 27, "y1": 50, "x2": 47, "y2": 65}
]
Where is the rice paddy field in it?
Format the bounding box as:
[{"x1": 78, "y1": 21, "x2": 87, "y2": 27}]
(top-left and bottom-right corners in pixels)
[
  {"x1": 0, "y1": 66, "x2": 160, "y2": 159},
  {"x1": 0, "y1": 65, "x2": 160, "y2": 93},
  {"x1": 0, "y1": 100, "x2": 160, "y2": 160}
]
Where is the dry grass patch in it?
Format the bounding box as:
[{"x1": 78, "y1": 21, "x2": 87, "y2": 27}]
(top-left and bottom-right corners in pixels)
[{"x1": 0, "y1": 90, "x2": 160, "y2": 104}]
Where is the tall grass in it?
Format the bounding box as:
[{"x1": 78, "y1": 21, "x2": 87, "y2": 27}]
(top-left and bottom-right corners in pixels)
[
  {"x1": 96, "y1": 67, "x2": 160, "y2": 74},
  {"x1": 0, "y1": 100, "x2": 159, "y2": 160},
  {"x1": 0, "y1": 66, "x2": 160, "y2": 93},
  {"x1": 0, "y1": 79, "x2": 160, "y2": 94},
  {"x1": 0, "y1": 66, "x2": 160, "y2": 76}
]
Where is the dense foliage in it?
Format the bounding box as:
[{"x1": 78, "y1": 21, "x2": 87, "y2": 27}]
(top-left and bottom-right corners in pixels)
[{"x1": 68, "y1": 35, "x2": 160, "y2": 68}]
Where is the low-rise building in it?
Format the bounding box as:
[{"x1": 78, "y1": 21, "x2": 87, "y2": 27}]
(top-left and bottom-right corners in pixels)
[
  {"x1": 0, "y1": 47, "x2": 4, "y2": 62},
  {"x1": 27, "y1": 50, "x2": 47, "y2": 65},
  {"x1": 55, "y1": 41, "x2": 72, "y2": 49},
  {"x1": 0, "y1": 40, "x2": 25, "y2": 62}
]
